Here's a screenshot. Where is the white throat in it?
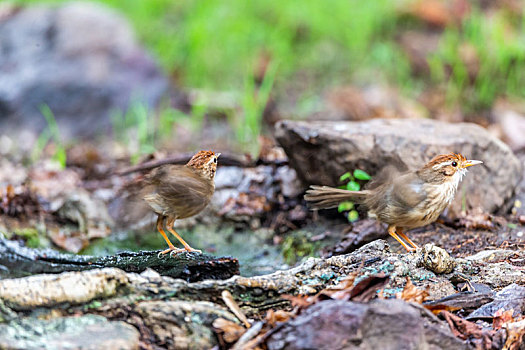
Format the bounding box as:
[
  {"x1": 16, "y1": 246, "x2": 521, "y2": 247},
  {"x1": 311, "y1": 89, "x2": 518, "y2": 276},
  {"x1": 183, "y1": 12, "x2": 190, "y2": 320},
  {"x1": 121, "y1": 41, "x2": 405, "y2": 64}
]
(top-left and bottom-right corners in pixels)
[{"x1": 441, "y1": 168, "x2": 467, "y2": 203}]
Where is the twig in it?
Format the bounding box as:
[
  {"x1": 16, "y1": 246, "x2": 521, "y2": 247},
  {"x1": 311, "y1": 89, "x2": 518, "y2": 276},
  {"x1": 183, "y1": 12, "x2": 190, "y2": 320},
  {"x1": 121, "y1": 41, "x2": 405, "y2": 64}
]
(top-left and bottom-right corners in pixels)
[
  {"x1": 231, "y1": 321, "x2": 264, "y2": 350},
  {"x1": 222, "y1": 290, "x2": 251, "y2": 328},
  {"x1": 115, "y1": 152, "x2": 254, "y2": 176}
]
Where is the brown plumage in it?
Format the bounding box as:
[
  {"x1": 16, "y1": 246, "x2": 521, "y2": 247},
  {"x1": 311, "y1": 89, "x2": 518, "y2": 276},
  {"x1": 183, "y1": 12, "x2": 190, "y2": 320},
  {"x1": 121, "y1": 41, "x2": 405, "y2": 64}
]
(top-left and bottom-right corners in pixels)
[
  {"x1": 304, "y1": 153, "x2": 483, "y2": 251},
  {"x1": 131, "y1": 150, "x2": 220, "y2": 256}
]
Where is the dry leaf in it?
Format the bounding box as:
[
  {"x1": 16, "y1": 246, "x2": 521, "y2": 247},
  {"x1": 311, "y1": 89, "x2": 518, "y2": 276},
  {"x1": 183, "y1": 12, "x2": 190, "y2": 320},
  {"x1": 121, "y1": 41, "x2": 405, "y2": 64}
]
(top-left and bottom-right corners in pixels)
[
  {"x1": 396, "y1": 278, "x2": 429, "y2": 304},
  {"x1": 213, "y1": 318, "x2": 246, "y2": 344},
  {"x1": 502, "y1": 317, "x2": 525, "y2": 350},
  {"x1": 282, "y1": 294, "x2": 314, "y2": 310},
  {"x1": 266, "y1": 309, "x2": 293, "y2": 327},
  {"x1": 493, "y1": 309, "x2": 514, "y2": 331},
  {"x1": 423, "y1": 304, "x2": 461, "y2": 315},
  {"x1": 317, "y1": 273, "x2": 359, "y2": 301},
  {"x1": 348, "y1": 273, "x2": 389, "y2": 302}
]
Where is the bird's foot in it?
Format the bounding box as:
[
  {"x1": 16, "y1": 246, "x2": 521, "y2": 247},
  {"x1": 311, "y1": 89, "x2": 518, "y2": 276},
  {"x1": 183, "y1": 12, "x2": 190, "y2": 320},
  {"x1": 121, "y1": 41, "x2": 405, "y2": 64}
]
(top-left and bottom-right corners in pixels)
[
  {"x1": 182, "y1": 247, "x2": 202, "y2": 254},
  {"x1": 158, "y1": 247, "x2": 185, "y2": 258}
]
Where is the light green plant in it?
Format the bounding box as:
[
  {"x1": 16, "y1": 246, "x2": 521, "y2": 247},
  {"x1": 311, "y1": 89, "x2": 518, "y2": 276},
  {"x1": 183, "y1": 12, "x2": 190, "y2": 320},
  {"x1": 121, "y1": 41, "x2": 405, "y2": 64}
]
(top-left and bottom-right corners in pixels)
[
  {"x1": 31, "y1": 104, "x2": 67, "y2": 169},
  {"x1": 111, "y1": 101, "x2": 156, "y2": 164},
  {"x1": 338, "y1": 169, "x2": 371, "y2": 222},
  {"x1": 237, "y1": 60, "x2": 278, "y2": 156}
]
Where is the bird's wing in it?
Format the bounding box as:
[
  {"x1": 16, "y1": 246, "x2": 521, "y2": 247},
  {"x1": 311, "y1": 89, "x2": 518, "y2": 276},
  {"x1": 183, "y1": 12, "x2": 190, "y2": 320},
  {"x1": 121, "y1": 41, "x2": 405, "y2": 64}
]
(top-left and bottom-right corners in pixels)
[
  {"x1": 144, "y1": 165, "x2": 213, "y2": 218},
  {"x1": 390, "y1": 172, "x2": 427, "y2": 211}
]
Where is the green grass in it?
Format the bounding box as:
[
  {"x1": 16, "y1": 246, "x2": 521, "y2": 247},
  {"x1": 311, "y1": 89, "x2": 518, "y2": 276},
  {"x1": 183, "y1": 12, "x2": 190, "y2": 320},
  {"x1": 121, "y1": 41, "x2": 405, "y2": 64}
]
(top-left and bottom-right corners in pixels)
[
  {"x1": 12, "y1": 0, "x2": 525, "y2": 153},
  {"x1": 31, "y1": 104, "x2": 67, "y2": 168},
  {"x1": 429, "y1": 9, "x2": 525, "y2": 112}
]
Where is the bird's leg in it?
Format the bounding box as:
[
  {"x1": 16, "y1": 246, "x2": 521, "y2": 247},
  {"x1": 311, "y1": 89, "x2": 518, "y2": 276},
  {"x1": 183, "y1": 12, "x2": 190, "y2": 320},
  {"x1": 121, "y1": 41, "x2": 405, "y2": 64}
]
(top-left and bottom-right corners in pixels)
[
  {"x1": 156, "y1": 215, "x2": 184, "y2": 257},
  {"x1": 387, "y1": 225, "x2": 415, "y2": 252},
  {"x1": 396, "y1": 228, "x2": 419, "y2": 249},
  {"x1": 166, "y1": 217, "x2": 202, "y2": 254}
]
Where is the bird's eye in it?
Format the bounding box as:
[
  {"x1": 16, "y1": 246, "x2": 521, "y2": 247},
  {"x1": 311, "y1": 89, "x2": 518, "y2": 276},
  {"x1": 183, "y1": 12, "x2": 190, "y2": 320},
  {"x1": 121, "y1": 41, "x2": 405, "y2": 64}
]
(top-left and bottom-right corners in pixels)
[
  {"x1": 451, "y1": 161, "x2": 457, "y2": 167},
  {"x1": 213, "y1": 158, "x2": 217, "y2": 163}
]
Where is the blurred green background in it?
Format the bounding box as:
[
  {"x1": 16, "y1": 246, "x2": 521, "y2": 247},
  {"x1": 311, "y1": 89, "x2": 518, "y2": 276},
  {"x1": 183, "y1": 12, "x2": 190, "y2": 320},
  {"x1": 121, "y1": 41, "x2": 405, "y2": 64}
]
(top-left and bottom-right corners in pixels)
[{"x1": 12, "y1": 0, "x2": 525, "y2": 156}]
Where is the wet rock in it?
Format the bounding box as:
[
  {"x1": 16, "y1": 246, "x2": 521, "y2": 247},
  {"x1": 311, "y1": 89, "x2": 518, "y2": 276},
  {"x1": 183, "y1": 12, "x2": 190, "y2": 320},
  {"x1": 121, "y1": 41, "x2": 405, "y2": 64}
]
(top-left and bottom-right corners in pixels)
[
  {"x1": 0, "y1": 268, "x2": 129, "y2": 310},
  {"x1": 465, "y1": 249, "x2": 521, "y2": 263},
  {"x1": 266, "y1": 299, "x2": 466, "y2": 350},
  {"x1": 421, "y1": 244, "x2": 456, "y2": 274},
  {"x1": 0, "y1": 236, "x2": 239, "y2": 281},
  {"x1": 0, "y1": 315, "x2": 139, "y2": 350},
  {"x1": 467, "y1": 283, "x2": 525, "y2": 320},
  {"x1": 136, "y1": 300, "x2": 237, "y2": 350},
  {"x1": 0, "y1": 2, "x2": 168, "y2": 140},
  {"x1": 275, "y1": 118, "x2": 522, "y2": 214},
  {"x1": 493, "y1": 103, "x2": 525, "y2": 150},
  {"x1": 323, "y1": 219, "x2": 386, "y2": 257},
  {"x1": 275, "y1": 165, "x2": 303, "y2": 198}
]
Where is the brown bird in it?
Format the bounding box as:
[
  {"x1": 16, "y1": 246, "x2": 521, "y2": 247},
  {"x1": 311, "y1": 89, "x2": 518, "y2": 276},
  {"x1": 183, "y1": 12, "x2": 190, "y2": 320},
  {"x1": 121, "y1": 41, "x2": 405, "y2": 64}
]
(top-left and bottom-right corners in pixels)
[
  {"x1": 304, "y1": 153, "x2": 483, "y2": 251},
  {"x1": 139, "y1": 150, "x2": 220, "y2": 256}
]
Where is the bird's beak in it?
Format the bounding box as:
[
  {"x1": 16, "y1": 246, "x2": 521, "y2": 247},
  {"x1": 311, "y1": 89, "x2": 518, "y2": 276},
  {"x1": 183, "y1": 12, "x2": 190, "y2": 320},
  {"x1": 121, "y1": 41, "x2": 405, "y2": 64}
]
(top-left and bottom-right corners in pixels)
[
  {"x1": 464, "y1": 160, "x2": 483, "y2": 168},
  {"x1": 216, "y1": 153, "x2": 221, "y2": 158}
]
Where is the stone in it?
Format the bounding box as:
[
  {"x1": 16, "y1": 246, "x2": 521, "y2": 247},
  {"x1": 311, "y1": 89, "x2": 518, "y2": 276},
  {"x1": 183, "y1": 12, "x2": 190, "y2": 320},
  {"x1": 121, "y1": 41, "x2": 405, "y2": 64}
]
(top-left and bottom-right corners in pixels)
[
  {"x1": 467, "y1": 284, "x2": 525, "y2": 320},
  {"x1": 0, "y1": 2, "x2": 168, "y2": 140},
  {"x1": 0, "y1": 268, "x2": 129, "y2": 310},
  {"x1": 421, "y1": 244, "x2": 456, "y2": 274},
  {"x1": 275, "y1": 118, "x2": 522, "y2": 214},
  {"x1": 266, "y1": 299, "x2": 466, "y2": 350},
  {"x1": 136, "y1": 300, "x2": 238, "y2": 350},
  {"x1": 0, "y1": 315, "x2": 139, "y2": 350}
]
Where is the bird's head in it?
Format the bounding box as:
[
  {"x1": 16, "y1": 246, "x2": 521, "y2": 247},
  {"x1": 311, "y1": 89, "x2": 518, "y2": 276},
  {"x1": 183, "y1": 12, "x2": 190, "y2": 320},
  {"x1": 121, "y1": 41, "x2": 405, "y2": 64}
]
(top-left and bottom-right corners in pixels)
[
  {"x1": 186, "y1": 150, "x2": 220, "y2": 179},
  {"x1": 419, "y1": 153, "x2": 483, "y2": 186}
]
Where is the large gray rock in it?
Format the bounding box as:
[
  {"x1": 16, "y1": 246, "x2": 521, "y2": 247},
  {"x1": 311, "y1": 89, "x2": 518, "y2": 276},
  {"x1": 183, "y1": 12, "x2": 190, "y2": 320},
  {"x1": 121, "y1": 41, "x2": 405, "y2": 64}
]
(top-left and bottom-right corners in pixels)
[
  {"x1": 0, "y1": 2, "x2": 168, "y2": 139},
  {"x1": 266, "y1": 299, "x2": 466, "y2": 350},
  {"x1": 275, "y1": 119, "x2": 522, "y2": 214},
  {"x1": 0, "y1": 315, "x2": 140, "y2": 350}
]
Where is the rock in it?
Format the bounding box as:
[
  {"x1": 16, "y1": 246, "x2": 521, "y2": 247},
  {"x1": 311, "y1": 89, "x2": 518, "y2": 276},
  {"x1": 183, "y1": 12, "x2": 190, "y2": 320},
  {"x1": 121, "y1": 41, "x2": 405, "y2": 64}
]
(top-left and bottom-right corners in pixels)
[
  {"x1": 136, "y1": 300, "x2": 238, "y2": 350},
  {"x1": 0, "y1": 2, "x2": 168, "y2": 140},
  {"x1": 266, "y1": 299, "x2": 466, "y2": 350},
  {"x1": 0, "y1": 268, "x2": 129, "y2": 310},
  {"x1": 467, "y1": 283, "x2": 525, "y2": 320},
  {"x1": 322, "y1": 219, "x2": 387, "y2": 257},
  {"x1": 493, "y1": 103, "x2": 525, "y2": 150},
  {"x1": 421, "y1": 244, "x2": 456, "y2": 274},
  {"x1": 0, "y1": 315, "x2": 139, "y2": 350},
  {"x1": 275, "y1": 118, "x2": 522, "y2": 214}
]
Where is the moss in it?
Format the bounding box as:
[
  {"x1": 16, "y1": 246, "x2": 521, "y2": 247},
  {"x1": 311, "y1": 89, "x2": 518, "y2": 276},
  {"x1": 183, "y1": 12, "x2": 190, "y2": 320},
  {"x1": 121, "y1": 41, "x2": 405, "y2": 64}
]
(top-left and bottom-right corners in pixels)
[
  {"x1": 281, "y1": 231, "x2": 320, "y2": 265},
  {"x1": 12, "y1": 228, "x2": 42, "y2": 248}
]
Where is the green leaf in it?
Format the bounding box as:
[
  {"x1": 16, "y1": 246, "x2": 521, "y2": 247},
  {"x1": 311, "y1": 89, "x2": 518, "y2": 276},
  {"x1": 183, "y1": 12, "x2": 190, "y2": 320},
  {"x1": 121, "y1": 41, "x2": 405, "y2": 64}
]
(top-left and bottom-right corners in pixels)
[
  {"x1": 347, "y1": 181, "x2": 360, "y2": 191},
  {"x1": 353, "y1": 169, "x2": 371, "y2": 180},
  {"x1": 337, "y1": 201, "x2": 354, "y2": 212},
  {"x1": 348, "y1": 210, "x2": 359, "y2": 222},
  {"x1": 339, "y1": 172, "x2": 352, "y2": 182}
]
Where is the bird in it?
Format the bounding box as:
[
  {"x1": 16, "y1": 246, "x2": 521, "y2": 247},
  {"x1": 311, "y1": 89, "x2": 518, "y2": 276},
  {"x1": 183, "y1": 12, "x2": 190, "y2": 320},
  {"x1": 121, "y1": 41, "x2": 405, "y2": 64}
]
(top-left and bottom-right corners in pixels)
[
  {"x1": 134, "y1": 150, "x2": 220, "y2": 256},
  {"x1": 304, "y1": 153, "x2": 483, "y2": 251}
]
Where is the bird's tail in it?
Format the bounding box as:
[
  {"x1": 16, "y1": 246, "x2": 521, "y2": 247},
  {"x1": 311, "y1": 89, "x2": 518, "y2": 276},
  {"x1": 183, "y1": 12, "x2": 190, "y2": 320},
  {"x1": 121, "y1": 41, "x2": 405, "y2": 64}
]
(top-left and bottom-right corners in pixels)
[{"x1": 304, "y1": 185, "x2": 370, "y2": 210}]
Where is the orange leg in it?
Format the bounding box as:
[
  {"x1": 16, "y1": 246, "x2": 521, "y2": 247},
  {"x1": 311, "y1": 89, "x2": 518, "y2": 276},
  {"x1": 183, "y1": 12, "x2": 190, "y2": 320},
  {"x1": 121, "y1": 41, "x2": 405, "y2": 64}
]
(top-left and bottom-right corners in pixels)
[
  {"x1": 166, "y1": 217, "x2": 201, "y2": 254},
  {"x1": 156, "y1": 215, "x2": 184, "y2": 257},
  {"x1": 397, "y1": 228, "x2": 419, "y2": 249},
  {"x1": 387, "y1": 225, "x2": 415, "y2": 252}
]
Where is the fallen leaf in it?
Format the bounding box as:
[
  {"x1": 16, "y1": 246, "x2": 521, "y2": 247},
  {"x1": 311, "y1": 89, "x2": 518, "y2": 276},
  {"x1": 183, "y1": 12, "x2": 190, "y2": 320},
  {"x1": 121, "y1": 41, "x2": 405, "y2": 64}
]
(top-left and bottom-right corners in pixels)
[
  {"x1": 281, "y1": 294, "x2": 314, "y2": 310},
  {"x1": 424, "y1": 304, "x2": 462, "y2": 315},
  {"x1": 348, "y1": 273, "x2": 389, "y2": 303},
  {"x1": 440, "y1": 310, "x2": 496, "y2": 349},
  {"x1": 493, "y1": 309, "x2": 514, "y2": 331},
  {"x1": 266, "y1": 309, "x2": 294, "y2": 327},
  {"x1": 317, "y1": 272, "x2": 359, "y2": 301},
  {"x1": 396, "y1": 278, "x2": 429, "y2": 304},
  {"x1": 502, "y1": 318, "x2": 525, "y2": 350},
  {"x1": 213, "y1": 318, "x2": 246, "y2": 344}
]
